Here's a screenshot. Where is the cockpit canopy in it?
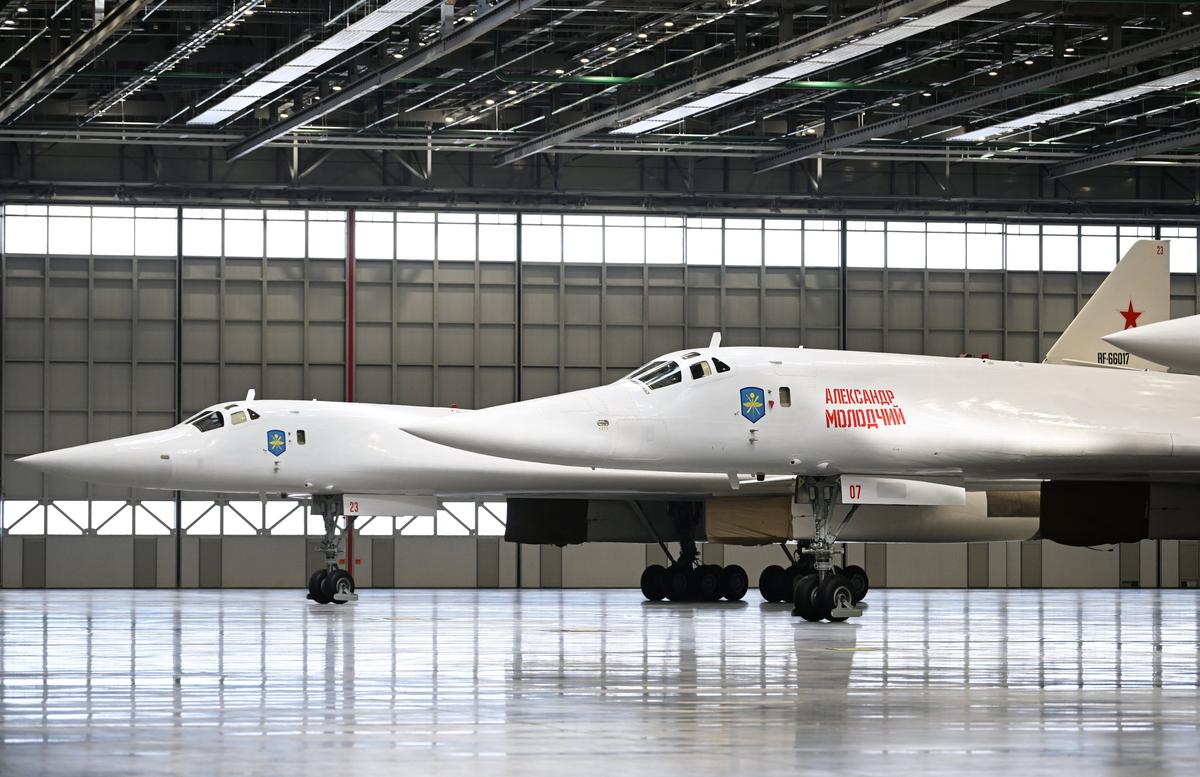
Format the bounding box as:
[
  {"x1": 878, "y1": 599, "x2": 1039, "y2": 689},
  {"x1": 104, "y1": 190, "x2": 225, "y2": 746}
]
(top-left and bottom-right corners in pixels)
[
  {"x1": 183, "y1": 403, "x2": 262, "y2": 432},
  {"x1": 625, "y1": 351, "x2": 731, "y2": 391}
]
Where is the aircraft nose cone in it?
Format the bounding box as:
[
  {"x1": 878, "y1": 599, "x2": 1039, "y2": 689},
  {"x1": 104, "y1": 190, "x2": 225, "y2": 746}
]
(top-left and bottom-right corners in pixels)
[{"x1": 17, "y1": 433, "x2": 175, "y2": 488}]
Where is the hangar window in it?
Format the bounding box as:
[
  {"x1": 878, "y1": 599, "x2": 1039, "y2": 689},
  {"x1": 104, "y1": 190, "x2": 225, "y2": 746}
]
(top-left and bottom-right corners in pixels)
[
  {"x1": 713, "y1": 357, "x2": 731, "y2": 373},
  {"x1": 689, "y1": 361, "x2": 712, "y2": 380},
  {"x1": 192, "y1": 411, "x2": 224, "y2": 433}
]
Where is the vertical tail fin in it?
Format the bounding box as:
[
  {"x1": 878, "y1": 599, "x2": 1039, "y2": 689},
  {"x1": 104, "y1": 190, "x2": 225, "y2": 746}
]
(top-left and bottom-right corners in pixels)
[{"x1": 1043, "y1": 239, "x2": 1169, "y2": 369}]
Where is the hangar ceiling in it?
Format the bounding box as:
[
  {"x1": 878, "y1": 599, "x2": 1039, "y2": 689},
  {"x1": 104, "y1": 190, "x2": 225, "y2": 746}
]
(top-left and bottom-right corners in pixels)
[{"x1": 0, "y1": 0, "x2": 1198, "y2": 216}]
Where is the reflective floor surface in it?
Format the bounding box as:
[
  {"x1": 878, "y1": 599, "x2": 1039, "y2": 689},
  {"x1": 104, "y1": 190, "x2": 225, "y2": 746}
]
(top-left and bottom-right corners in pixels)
[{"x1": 0, "y1": 589, "x2": 1198, "y2": 776}]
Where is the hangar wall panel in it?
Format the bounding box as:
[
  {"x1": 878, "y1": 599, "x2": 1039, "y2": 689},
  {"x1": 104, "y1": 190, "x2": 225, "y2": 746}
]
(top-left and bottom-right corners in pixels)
[{"x1": 561, "y1": 543, "x2": 646, "y2": 587}]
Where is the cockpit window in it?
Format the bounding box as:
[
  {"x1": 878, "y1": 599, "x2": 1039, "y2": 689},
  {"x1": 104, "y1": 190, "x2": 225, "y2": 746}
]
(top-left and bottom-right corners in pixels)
[
  {"x1": 247, "y1": 408, "x2": 260, "y2": 420},
  {"x1": 689, "y1": 361, "x2": 713, "y2": 380},
  {"x1": 183, "y1": 410, "x2": 206, "y2": 425},
  {"x1": 191, "y1": 411, "x2": 224, "y2": 433},
  {"x1": 681, "y1": 351, "x2": 701, "y2": 360},
  {"x1": 231, "y1": 410, "x2": 247, "y2": 425},
  {"x1": 626, "y1": 360, "x2": 665, "y2": 381},
  {"x1": 224, "y1": 404, "x2": 238, "y2": 410},
  {"x1": 636, "y1": 360, "x2": 678, "y2": 386},
  {"x1": 713, "y1": 357, "x2": 731, "y2": 373},
  {"x1": 648, "y1": 369, "x2": 682, "y2": 390}
]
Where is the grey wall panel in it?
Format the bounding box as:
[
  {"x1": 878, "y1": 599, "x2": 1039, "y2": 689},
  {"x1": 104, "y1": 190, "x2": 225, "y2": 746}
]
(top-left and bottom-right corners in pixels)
[
  {"x1": 22, "y1": 537, "x2": 46, "y2": 588},
  {"x1": 41, "y1": 537, "x2": 134, "y2": 587}
]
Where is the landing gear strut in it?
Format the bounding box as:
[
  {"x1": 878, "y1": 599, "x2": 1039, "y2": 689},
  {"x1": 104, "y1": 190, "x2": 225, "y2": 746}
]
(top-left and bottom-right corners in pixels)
[
  {"x1": 636, "y1": 501, "x2": 748, "y2": 603},
  {"x1": 789, "y1": 477, "x2": 869, "y2": 622},
  {"x1": 306, "y1": 494, "x2": 358, "y2": 605}
]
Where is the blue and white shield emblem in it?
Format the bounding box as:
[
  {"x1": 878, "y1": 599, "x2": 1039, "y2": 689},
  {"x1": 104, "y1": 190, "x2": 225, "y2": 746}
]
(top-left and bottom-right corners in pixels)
[
  {"x1": 266, "y1": 429, "x2": 287, "y2": 457},
  {"x1": 740, "y1": 387, "x2": 766, "y2": 423}
]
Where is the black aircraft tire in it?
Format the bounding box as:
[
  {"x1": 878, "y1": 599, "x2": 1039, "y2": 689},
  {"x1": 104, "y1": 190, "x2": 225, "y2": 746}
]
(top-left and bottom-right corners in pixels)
[
  {"x1": 640, "y1": 565, "x2": 668, "y2": 601},
  {"x1": 664, "y1": 566, "x2": 691, "y2": 601},
  {"x1": 692, "y1": 565, "x2": 723, "y2": 602},
  {"x1": 792, "y1": 574, "x2": 822, "y2": 621},
  {"x1": 819, "y1": 573, "x2": 854, "y2": 623},
  {"x1": 308, "y1": 570, "x2": 331, "y2": 604},
  {"x1": 758, "y1": 565, "x2": 785, "y2": 602},
  {"x1": 322, "y1": 569, "x2": 355, "y2": 605},
  {"x1": 721, "y1": 565, "x2": 749, "y2": 602},
  {"x1": 843, "y1": 565, "x2": 869, "y2": 603}
]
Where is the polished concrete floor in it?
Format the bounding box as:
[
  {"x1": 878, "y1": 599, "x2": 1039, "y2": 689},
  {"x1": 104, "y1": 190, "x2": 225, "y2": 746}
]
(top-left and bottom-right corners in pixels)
[{"x1": 0, "y1": 589, "x2": 1198, "y2": 776}]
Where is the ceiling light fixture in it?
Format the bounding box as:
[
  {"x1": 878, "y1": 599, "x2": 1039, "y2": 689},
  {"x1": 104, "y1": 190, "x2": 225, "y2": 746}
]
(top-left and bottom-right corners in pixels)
[
  {"x1": 891, "y1": 101, "x2": 900, "y2": 107},
  {"x1": 951, "y1": 64, "x2": 1200, "y2": 141},
  {"x1": 988, "y1": 70, "x2": 998, "y2": 76},
  {"x1": 637, "y1": 32, "x2": 648, "y2": 39},
  {"x1": 188, "y1": 0, "x2": 426, "y2": 125},
  {"x1": 1024, "y1": 59, "x2": 1034, "y2": 65},
  {"x1": 392, "y1": 52, "x2": 402, "y2": 59},
  {"x1": 554, "y1": 68, "x2": 565, "y2": 74},
  {"x1": 332, "y1": 84, "x2": 342, "y2": 91},
  {"x1": 580, "y1": 57, "x2": 590, "y2": 63},
  {"x1": 922, "y1": 91, "x2": 932, "y2": 97},
  {"x1": 485, "y1": 98, "x2": 495, "y2": 105},
  {"x1": 606, "y1": 45, "x2": 617, "y2": 52},
  {"x1": 507, "y1": 89, "x2": 517, "y2": 95},
  {"x1": 1065, "y1": 46, "x2": 1075, "y2": 53},
  {"x1": 664, "y1": 20, "x2": 674, "y2": 27},
  {"x1": 612, "y1": 0, "x2": 1007, "y2": 136}
]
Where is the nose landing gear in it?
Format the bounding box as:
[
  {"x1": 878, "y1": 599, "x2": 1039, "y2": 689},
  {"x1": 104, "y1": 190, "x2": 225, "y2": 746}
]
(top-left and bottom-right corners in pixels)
[
  {"x1": 306, "y1": 494, "x2": 358, "y2": 605},
  {"x1": 789, "y1": 477, "x2": 869, "y2": 622}
]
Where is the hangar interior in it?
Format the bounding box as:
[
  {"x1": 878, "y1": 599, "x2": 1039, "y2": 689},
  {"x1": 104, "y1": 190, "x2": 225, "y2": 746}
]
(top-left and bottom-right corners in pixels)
[
  {"x1": 5, "y1": 0, "x2": 1200, "y2": 773},
  {"x1": 3, "y1": 207, "x2": 1200, "y2": 590},
  {"x1": 4, "y1": 0, "x2": 1200, "y2": 592}
]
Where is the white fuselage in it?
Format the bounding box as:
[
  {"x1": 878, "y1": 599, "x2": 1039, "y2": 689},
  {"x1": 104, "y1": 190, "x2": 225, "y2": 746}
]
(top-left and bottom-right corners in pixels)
[
  {"x1": 17, "y1": 400, "x2": 736, "y2": 498},
  {"x1": 406, "y1": 346, "x2": 1200, "y2": 480}
]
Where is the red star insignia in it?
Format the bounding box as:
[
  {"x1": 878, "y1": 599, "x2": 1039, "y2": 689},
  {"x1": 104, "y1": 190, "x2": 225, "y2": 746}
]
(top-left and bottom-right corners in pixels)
[{"x1": 1119, "y1": 300, "x2": 1142, "y2": 330}]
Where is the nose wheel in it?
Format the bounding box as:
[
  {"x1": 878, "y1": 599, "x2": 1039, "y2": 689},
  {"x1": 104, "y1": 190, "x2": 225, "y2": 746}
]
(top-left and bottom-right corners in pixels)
[
  {"x1": 789, "y1": 477, "x2": 869, "y2": 622},
  {"x1": 305, "y1": 495, "x2": 359, "y2": 605}
]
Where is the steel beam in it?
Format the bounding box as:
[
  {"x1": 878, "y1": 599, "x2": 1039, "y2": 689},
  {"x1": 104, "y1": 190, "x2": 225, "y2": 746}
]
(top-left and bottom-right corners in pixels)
[
  {"x1": 1049, "y1": 126, "x2": 1200, "y2": 178},
  {"x1": 493, "y1": 0, "x2": 950, "y2": 167},
  {"x1": 753, "y1": 23, "x2": 1200, "y2": 173},
  {"x1": 225, "y1": 0, "x2": 551, "y2": 161},
  {"x1": 0, "y1": 0, "x2": 150, "y2": 123}
]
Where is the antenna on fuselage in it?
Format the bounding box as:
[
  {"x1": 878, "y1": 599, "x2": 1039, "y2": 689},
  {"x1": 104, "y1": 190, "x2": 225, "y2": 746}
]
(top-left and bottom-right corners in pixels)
[
  {"x1": 709, "y1": 332, "x2": 721, "y2": 348},
  {"x1": 245, "y1": 389, "x2": 256, "y2": 401}
]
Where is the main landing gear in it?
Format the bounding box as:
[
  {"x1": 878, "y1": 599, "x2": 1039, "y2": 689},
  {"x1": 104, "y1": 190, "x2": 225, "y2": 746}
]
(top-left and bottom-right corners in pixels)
[
  {"x1": 636, "y1": 501, "x2": 748, "y2": 603},
  {"x1": 786, "y1": 477, "x2": 870, "y2": 623},
  {"x1": 306, "y1": 494, "x2": 358, "y2": 605}
]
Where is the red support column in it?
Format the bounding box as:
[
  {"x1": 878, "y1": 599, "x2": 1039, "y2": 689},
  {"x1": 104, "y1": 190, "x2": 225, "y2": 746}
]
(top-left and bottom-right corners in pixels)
[{"x1": 345, "y1": 208, "x2": 356, "y2": 574}]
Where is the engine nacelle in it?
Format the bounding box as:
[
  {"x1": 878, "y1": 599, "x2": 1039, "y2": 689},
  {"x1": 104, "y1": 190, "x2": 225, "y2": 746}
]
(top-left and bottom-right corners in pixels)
[{"x1": 1040, "y1": 481, "x2": 1200, "y2": 546}]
